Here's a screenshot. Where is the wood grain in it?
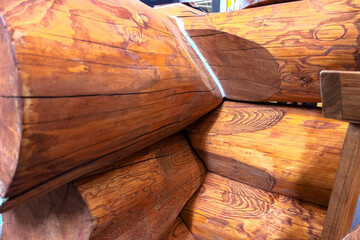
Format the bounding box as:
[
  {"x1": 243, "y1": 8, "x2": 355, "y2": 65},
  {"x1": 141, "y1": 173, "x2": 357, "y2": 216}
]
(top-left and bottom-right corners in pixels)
[
  {"x1": 164, "y1": 217, "x2": 197, "y2": 240},
  {"x1": 186, "y1": 101, "x2": 348, "y2": 206},
  {"x1": 184, "y1": 0, "x2": 360, "y2": 102},
  {"x1": 321, "y1": 124, "x2": 360, "y2": 240},
  {"x1": 155, "y1": 3, "x2": 204, "y2": 18},
  {"x1": 1, "y1": 133, "x2": 206, "y2": 239},
  {"x1": 181, "y1": 173, "x2": 327, "y2": 240},
  {"x1": 344, "y1": 224, "x2": 360, "y2": 240},
  {"x1": 321, "y1": 70, "x2": 360, "y2": 123},
  {"x1": 0, "y1": 0, "x2": 222, "y2": 212}
]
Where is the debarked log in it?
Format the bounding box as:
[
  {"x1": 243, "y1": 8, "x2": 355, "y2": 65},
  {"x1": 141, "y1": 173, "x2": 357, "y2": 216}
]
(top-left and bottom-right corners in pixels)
[
  {"x1": 0, "y1": 0, "x2": 222, "y2": 212},
  {"x1": 1, "y1": 133, "x2": 206, "y2": 240}
]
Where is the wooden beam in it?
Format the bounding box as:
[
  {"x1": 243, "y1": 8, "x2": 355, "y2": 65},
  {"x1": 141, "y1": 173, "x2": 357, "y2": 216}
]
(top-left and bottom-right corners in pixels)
[
  {"x1": 321, "y1": 71, "x2": 360, "y2": 123},
  {"x1": 321, "y1": 124, "x2": 360, "y2": 240},
  {"x1": 164, "y1": 217, "x2": 197, "y2": 240},
  {"x1": 1, "y1": 133, "x2": 206, "y2": 239},
  {"x1": 186, "y1": 100, "x2": 348, "y2": 206},
  {"x1": 344, "y1": 224, "x2": 360, "y2": 240},
  {"x1": 184, "y1": 0, "x2": 360, "y2": 102},
  {"x1": 0, "y1": 0, "x2": 222, "y2": 212},
  {"x1": 181, "y1": 173, "x2": 327, "y2": 239}
]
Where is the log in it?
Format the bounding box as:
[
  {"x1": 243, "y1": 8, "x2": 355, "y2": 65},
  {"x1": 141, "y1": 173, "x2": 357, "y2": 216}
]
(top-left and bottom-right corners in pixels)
[
  {"x1": 320, "y1": 124, "x2": 360, "y2": 240},
  {"x1": 321, "y1": 70, "x2": 360, "y2": 123},
  {"x1": 184, "y1": 0, "x2": 360, "y2": 102},
  {"x1": 154, "y1": 3, "x2": 204, "y2": 17},
  {"x1": 0, "y1": 0, "x2": 222, "y2": 212},
  {"x1": 344, "y1": 224, "x2": 360, "y2": 240},
  {"x1": 1, "y1": 133, "x2": 206, "y2": 239},
  {"x1": 186, "y1": 100, "x2": 348, "y2": 206},
  {"x1": 164, "y1": 217, "x2": 197, "y2": 240},
  {"x1": 181, "y1": 173, "x2": 327, "y2": 239}
]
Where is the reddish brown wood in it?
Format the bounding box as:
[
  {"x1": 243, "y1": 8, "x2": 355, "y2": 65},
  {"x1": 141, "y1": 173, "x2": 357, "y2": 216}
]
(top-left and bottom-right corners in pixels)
[
  {"x1": 1, "y1": 133, "x2": 206, "y2": 239},
  {"x1": 344, "y1": 224, "x2": 360, "y2": 240},
  {"x1": 0, "y1": 0, "x2": 222, "y2": 212},
  {"x1": 164, "y1": 217, "x2": 197, "y2": 240},
  {"x1": 186, "y1": 101, "x2": 348, "y2": 206}
]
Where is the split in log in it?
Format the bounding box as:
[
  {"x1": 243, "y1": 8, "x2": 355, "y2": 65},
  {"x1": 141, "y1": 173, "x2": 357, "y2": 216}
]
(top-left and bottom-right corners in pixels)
[
  {"x1": 186, "y1": 100, "x2": 348, "y2": 206},
  {"x1": 184, "y1": 0, "x2": 360, "y2": 102},
  {"x1": 0, "y1": 0, "x2": 222, "y2": 212},
  {"x1": 321, "y1": 70, "x2": 360, "y2": 123},
  {"x1": 164, "y1": 217, "x2": 196, "y2": 240},
  {"x1": 1, "y1": 133, "x2": 206, "y2": 240},
  {"x1": 154, "y1": 3, "x2": 204, "y2": 18},
  {"x1": 181, "y1": 173, "x2": 327, "y2": 239}
]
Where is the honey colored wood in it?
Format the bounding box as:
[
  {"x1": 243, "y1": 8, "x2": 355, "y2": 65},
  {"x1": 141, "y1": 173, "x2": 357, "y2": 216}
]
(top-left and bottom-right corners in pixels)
[
  {"x1": 321, "y1": 71, "x2": 360, "y2": 123},
  {"x1": 154, "y1": 3, "x2": 204, "y2": 17},
  {"x1": 186, "y1": 101, "x2": 348, "y2": 207},
  {"x1": 181, "y1": 173, "x2": 327, "y2": 240},
  {"x1": 164, "y1": 217, "x2": 197, "y2": 240},
  {"x1": 321, "y1": 124, "x2": 360, "y2": 240},
  {"x1": 0, "y1": 0, "x2": 222, "y2": 212},
  {"x1": 184, "y1": 0, "x2": 360, "y2": 102},
  {"x1": 344, "y1": 224, "x2": 360, "y2": 240},
  {"x1": 1, "y1": 133, "x2": 206, "y2": 239}
]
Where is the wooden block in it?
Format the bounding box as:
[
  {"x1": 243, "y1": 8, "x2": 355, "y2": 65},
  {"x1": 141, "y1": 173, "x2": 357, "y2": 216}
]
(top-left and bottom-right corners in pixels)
[
  {"x1": 344, "y1": 224, "x2": 360, "y2": 240},
  {"x1": 184, "y1": 0, "x2": 360, "y2": 102},
  {"x1": 154, "y1": 3, "x2": 204, "y2": 17},
  {"x1": 0, "y1": 0, "x2": 222, "y2": 211},
  {"x1": 181, "y1": 173, "x2": 327, "y2": 240},
  {"x1": 1, "y1": 133, "x2": 206, "y2": 239},
  {"x1": 321, "y1": 123, "x2": 360, "y2": 240},
  {"x1": 186, "y1": 101, "x2": 348, "y2": 206},
  {"x1": 321, "y1": 70, "x2": 360, "y2": 123},
  {"x1": 164, "y1": 217, "x2": 197, "y2": 240}
]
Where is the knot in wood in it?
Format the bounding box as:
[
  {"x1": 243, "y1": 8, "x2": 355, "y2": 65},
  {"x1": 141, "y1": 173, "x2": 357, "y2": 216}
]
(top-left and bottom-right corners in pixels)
[
  {"x1": 300, "y1": 76, "x2": 312, "y2": 83},
  {"x1": 129, "y1": 33, "x2": 139, "y2": 43}
]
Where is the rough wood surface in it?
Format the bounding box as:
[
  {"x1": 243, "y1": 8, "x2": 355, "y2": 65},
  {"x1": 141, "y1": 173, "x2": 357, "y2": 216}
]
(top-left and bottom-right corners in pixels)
[
  {"x1": 181, "y1": 173, "x2": 327, "y2": 240},
  {"x1": 186, "y1": 101, "x2": 348, "y2": 207},
  {"x1": 154, "y1": 3, "x2": 204, "y2": 17},
  {"x1": 321, "y1": 70, "x2": 360, "y2": 123},
  {"x1": 321, "y1": 124, "x2": 360, "y2": 240},
  {"x1": 164, "y1": 217, "x2": 197, "y2": 240},
  {"x1": 184, "y1": 0, "x2": 360, "y2": 102},
  {"x1": 1, "y1": 133, "x2": 206, "y2": 240},
  {"x1": 344, "y1": 224, "x2": 360, "y2": 240},
  {"x1": 0, "y1": 0, "x2": 222, "y2": 212}
]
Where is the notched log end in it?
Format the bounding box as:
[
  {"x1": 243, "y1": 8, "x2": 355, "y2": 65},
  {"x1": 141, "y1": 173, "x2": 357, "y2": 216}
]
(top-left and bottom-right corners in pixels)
[
  {"x1": 1, "y1": 184, "x2": 92, "y2": 240},
  {"x1": 320, "y1": 70, "x2": 342, "y2": 120}
]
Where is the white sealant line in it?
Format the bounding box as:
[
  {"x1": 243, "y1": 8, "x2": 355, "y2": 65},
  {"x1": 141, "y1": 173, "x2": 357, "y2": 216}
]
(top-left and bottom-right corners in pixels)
[{"x1": 174, "y1": 17, "x2": 225, "y2": 98}]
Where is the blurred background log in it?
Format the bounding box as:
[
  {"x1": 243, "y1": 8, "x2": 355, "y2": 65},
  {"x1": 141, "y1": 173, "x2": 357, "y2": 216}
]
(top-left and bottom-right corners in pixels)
[
  {"x1": 0, "y1": 0, "x2": 222, "y2": 212},
  {"x1": 1, "y1": 133, "x2": 206, "y2": 239},
  {"x1": 184, "y1": 0, "x2": 360, "y2": 102},
  {"x1": 186, "y1": 101, "x2": 348, "y2": 206}
]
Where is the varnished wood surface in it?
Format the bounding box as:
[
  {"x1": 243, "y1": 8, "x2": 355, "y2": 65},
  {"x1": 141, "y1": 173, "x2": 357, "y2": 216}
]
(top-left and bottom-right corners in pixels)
[
  {"x1": 164, "y1": 217, "x2": 197, "y2": 240},
  {"x1": 344, "y1": 224, "x2": 360, "y2": 240},
  {"x1": 154, "y1": 3, "x2": 204, "y2": 17},
  {"x1": 184, "y1": 0, "x2": 360, "y2": 102},
  {"x1": 0, "y1": 0, "x2": 222, "y2": 212},
  {"x1": 181, "y1": 173, "x2": 327, "y2": 240},
  {"x1": 1, "y1": 133, "x2": 206, "y2": 239},
  {"x1": 186, "y1": 101, "x2": 348, "y2": 206},
  {"x1": 321, "y1": 70, "x2": 360, "y2": 123},
  {"x1": 321, "y1": 124, "x2": 360, "y2": 240}
]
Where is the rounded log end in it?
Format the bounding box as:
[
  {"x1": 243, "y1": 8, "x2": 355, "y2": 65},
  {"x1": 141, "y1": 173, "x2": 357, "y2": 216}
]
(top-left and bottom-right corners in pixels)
[
  {"x1": 0, "y1": 15, "x2": 22, "y2": 200},
  {"x1": 1, "y1": 184, "x2": 92, "y2": 239}
]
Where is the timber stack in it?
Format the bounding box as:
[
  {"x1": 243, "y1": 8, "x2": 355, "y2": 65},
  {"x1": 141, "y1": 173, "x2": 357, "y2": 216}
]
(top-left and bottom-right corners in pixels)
[{"x1": 0, "y1": 0, "x2": 359, "y2": 239}]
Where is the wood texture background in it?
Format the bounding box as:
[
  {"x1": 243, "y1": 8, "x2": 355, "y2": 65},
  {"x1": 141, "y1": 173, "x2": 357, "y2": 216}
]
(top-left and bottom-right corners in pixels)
[
  {"x1": 181, "y1": 173, "x2": 327, "y2": 239},
  {"x1": 164, "y1": 217, "x2": 197, "y2": 240},
  {"x1": 1, "y1": 133, "x2": 206, "y2": 240},
  {"x1": 186, "y1": 101, "x2": 348, "y2": 206},
  {"x1": 321, "y1": 70, "x2": 360, "y2": 123},
  {"x1": 184, "y1": 0, "x2": 360, "y2": 102},
  {"x1": 0, "y1": 0, "x2": 222, "y2": 212}
]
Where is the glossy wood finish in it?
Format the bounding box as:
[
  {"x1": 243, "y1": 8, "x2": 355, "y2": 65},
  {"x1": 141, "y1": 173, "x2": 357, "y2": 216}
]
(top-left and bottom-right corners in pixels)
[
  {"x1": 0, "y1": 0, "x2": 222, "y2": 212},
  {"x1": 164, "y1": 217, "x2": 196, "y2": 240},
  {"x1": 155, "y1": 3, "x2": 204, "y2": 17},
  {"x1": 321, "y1": 124, "x2": 360, "y2": 240},
  {"x1": 1, "y1": 133, "x2": 206, "y2": 239},
  {"x1": 344, "y1": 224, "x2": 360, "y2": 240},
  {"x1": 184, "y1": 0, "x2": 360, "y2": 102},
  {"x1": 181, "y1": 173, "x2": 327, "y2": 240},
  {"x1": 186, "y1": 101, "x2": 348, "y2": 206},
  {"x1": 321, "y1": 70, "x2": 360, "y2": 123}
]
